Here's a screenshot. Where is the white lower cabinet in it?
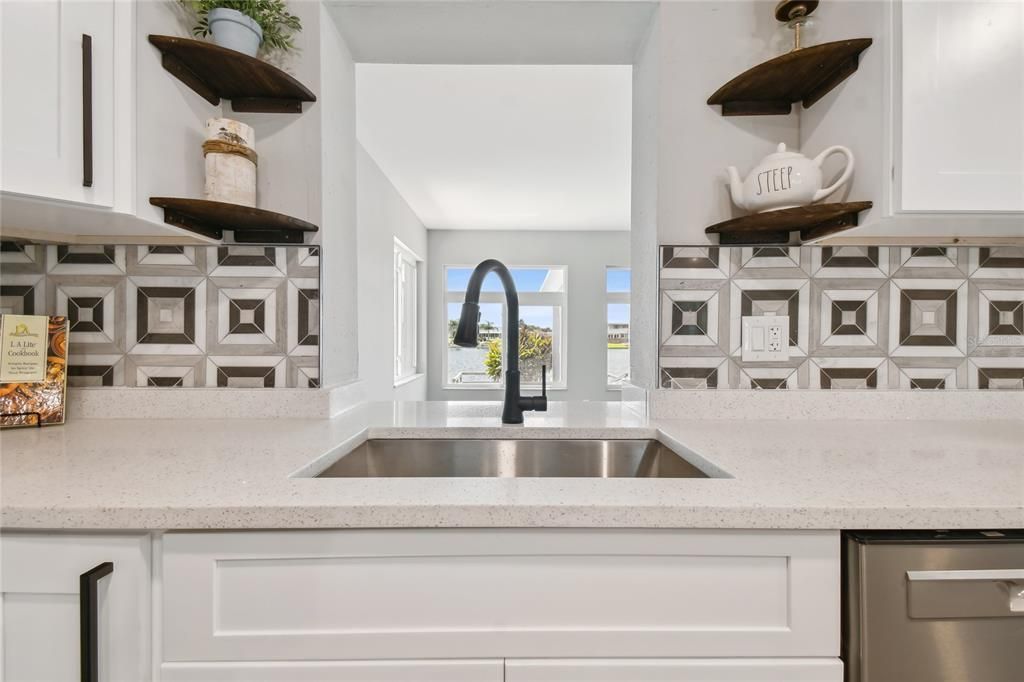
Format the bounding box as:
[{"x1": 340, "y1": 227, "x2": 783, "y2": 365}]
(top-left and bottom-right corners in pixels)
[
  {"x1": 159, "y1": 660, "x2": 503, "y2": 682},
  {"x1": 0, "y1": 532, "x2": 151, "y2": 682},
  {"x1": 504, "y1": 658, "x2": 843, "y2": 682},
  {"x1": 160, "y1": 529, "x2": 841, "y2": 678}
]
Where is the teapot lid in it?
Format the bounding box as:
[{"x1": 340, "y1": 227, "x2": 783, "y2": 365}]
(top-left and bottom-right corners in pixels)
[{"x1": 766, "y1": 142, "x2": 804, "y2": 160}]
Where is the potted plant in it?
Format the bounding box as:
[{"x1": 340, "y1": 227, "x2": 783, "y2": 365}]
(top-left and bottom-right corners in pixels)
[{"x1": 180, "y1": 0, "x2": 302, "y2": 58}]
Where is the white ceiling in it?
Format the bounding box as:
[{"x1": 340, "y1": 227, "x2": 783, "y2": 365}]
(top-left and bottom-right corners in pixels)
[
  {"x1": 356, "y1": 64, "x2": 633, "y2": 231},
  {"x1": 326, "y1": 1, "x2": 656, "y2": 65}
]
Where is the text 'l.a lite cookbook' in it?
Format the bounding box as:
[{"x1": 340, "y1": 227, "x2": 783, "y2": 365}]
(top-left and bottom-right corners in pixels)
[{"x1": 0, "y1": 314, "x2": 70, "y2": 428}]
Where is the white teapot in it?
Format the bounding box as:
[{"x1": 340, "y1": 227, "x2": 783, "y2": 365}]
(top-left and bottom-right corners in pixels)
[{"x1": 727, "y1": 143, "x2": 854, "y2": 213}]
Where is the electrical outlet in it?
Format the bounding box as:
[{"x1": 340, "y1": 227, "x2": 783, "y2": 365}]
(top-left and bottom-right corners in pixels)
[{"x1": 742, "y1": 315, "x2": 789, "y2": 362}]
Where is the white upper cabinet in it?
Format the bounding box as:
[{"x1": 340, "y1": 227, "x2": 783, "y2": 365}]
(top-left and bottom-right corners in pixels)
[
  {"x1": 1, "y1": 0, "x2": 117, "y2": 207},
  {"x1": 899, "y1": 0, "x2": 1024, "y2": 213}
]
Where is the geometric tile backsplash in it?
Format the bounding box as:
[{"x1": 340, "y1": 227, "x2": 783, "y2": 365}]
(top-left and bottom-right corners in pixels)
[
  {"x1": 659, "y1": 246, "x2": 1024, "y2": 390},
  {"x1": 0, "y1": 243, "x2": 320, "y2": 388}
]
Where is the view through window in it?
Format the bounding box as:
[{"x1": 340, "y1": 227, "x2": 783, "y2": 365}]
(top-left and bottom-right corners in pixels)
[
  {"x1": 607, "y1": 268, "x2": 630, "y2": 387},
  {"x1": 445, "y1": 266, "x2": 565, "y2": 388}
]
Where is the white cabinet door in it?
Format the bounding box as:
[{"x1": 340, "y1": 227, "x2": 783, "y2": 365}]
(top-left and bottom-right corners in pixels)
[
  {"x1": 505, "y1": 658, "x2": 843, "y2": 682},
  {"x1": 900, "y1": 0, "x2": 1024, "y2": 212},
  {"x1": 160, "y1": 660, "x2": 504, "y2": 682},
  {"x1": 1, "y1": 0, "x2": 115, "y2": 207},
  {"x1": 1, "y1": 533, "x2": 151, "y2": 682}
]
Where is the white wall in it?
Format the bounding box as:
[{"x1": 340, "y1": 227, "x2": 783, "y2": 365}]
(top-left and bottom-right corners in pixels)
[
  {"x1": 628, "y1": 1, "x2": 800, "y2": 389},
  {"x1": 318, "y1": 5, "x2": 360, "y2": 387},
  {"x1": 357, "y1": 145, "x2": 428, "y2": 401},
  {"x1": 427, "y1": 230, "x2": 630, "y2": 402}
]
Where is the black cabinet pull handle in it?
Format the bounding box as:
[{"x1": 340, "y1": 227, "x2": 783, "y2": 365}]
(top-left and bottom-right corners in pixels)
[
  {"x1": 82, "y1": 33, "x2": 93, "y2": 187},
  {"x1": 80, "y1": 562, "x2": 113, "y2": 682}
]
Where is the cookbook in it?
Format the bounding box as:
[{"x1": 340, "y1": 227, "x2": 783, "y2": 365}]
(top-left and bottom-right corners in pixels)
[{"x1": 0, "y1": 314, "x2": 70, "y2": 428}]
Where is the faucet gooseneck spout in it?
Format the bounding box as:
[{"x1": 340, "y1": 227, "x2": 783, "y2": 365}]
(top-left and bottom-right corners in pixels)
[{"x1": 453, "y1": 259, "x2": 548, "y2": 424}]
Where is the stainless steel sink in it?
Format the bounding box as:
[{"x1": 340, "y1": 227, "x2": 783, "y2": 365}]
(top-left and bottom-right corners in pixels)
[{"x1": 315, "y1": 439, "x2": 711, "y2": 478}]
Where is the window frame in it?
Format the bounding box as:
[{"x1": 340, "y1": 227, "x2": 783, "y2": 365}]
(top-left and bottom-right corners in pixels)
[
  {"x1": 443, "y1": 264, "x2": 568, "y2": 390},
  {"x1": 605, "y1": 267, "x2": 631, "y2": 390},
  {"x1": 393, "y1": 238, "x2": 422, "y2": 386}
]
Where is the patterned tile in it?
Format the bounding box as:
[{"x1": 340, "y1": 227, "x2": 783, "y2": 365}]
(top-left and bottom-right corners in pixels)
[
  {"x1": 808, "y1": 357, "x2": 885, "y2": 389},
  {"x1": 208, "y1": 246, "x2": 287, "y2": 277},
  {"x1": 968, "y1": 358, "x2": 1024, "y2": 389},
  {"x1": 888, "y1": 360, "x2": 961, "y2": 390},
  {"x1": 0, "y1": 276, "x2": 44, "y2": 315},
  {"x1": 888, "y1": 279, "x2": 967, "y2": 357},
  {"x1": 127, "y1": 245, "x2": 206, "y2": 276},
  {"x1": 67, "y1": 354, "x2": 125, "y2": 387},
  {"x1": 208, "y1": 278, "x2": 286, "y2": 354},
  {"x1": 729, "y1": 279, "x2": 810, "y2": 356},
  {"x1": 968, "y1": 282, "x2": 1024, "y2": 352},
  {"x1": 47, "y1": 245, "x2": 126, "y2": 275},
  {"x1": 892, "y1": 247, "x2": 965, "y2": 277},
  {"x1": 287, "y1": 246, "x2": 320, "y2": 277},
  {"x1": 810, "y1": 281, "x2": 888, "y2": 355},
  {"x1": 1, "y1": 245, "x2": 319, "y2": 390},
  {"x1": 968, "y1": 247, "x2": 1024, "y2": 279},
  {"x1": 660, "y1": 246, "x2": 728, "y2": 280},
  {"x1": 737, "y1": 365, "x2": 800, "y2": 389},
  {"x1": 287, "y1": 278, "x2": 319, "y2": 356},
  {"x1": 0, "y1": 242, "x2": 45, "y2": 274},
  {"x1": 659, "y1": 357, "x2": 728, "y2": 389},
  {"x1": 206, "y1": 356, "x2": 286, "y2": 388},
  {"x1": 811, "y1": 246, "x2": 889, "y2": 278},
  {"x1": 51, "y1": 277, "x2": 126, "y2": 352},
  {"x1": 658, "y1": 246, "x2": 1023, "y2": 390},
  {"x1": 659, "y1": 288, "x2": 722, "y2": 349},
  {"x1": 125, "y1": 356, "x2": 204, "y2": 388},
  {"x1": 731, "y1": 247, "x2": 808, "y2": 277},
  {"x1": 126, "y1": 277, "x2": 207, "y2": 355},
  {"x1": 287, "y1": 357, "x2": 320, "y2": 388}
]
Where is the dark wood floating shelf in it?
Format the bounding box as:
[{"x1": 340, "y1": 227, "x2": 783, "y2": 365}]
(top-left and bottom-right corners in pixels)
[
  {"x1": 705, "y1": 201, "x2": 873, "y2": 244},
  {"x1": 708, "y1": 39, "x2": 873, "y2": 116},
  {"x1": 149, "y1": 197, "x2": 319, "y2": 243},
  {"x1": 148, "y1": 35, "x2": 316, "y2": 113}
]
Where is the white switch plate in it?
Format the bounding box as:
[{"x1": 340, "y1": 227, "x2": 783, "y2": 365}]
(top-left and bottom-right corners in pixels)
[{"x1": 742, "y1": 315, "x2": 790, "y2": 362}]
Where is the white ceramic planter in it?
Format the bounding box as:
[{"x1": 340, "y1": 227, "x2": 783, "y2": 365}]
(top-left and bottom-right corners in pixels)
[{"x1": 208, "y1": 7, "x2": 262, "y2": 57}]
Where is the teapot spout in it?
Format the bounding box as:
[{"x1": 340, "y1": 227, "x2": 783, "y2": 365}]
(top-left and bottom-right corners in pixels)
[{"x1": 726, "y1": 166, "x2": 746, "y2": 210}]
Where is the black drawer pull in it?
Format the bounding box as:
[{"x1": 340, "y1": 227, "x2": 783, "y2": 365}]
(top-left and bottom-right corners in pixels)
[
  {"x1": 80, "y1": 561, "x2": 113, "y2": 682},
  {"x1": 82, "y1": 33, "x2": 93, "y2": 187}
]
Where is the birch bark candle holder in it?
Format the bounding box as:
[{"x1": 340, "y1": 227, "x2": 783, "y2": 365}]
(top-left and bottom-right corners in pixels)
[{"x1": 203, "y1": 118, "x2": 257, "y2": 207}]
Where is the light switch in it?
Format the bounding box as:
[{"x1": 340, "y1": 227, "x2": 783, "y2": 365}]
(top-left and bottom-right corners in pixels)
[
  {"x1": 751, "y1": 327, "x2": 765, "y2": 351},
  {"x1": 742, "y1": 315, "x2": 789, "y2": 362}
]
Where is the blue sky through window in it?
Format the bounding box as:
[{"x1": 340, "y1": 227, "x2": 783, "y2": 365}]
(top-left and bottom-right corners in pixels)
[
  {"x1": 606, "y1": 268, "x2": 630, "y2": 293},
  {"x1": 608, "y1": 303, "x2": 629, "y2": 324}
]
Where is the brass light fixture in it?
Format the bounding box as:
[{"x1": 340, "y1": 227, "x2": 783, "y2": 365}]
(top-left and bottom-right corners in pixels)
[{"x1": 776, "y1": 0, "x2": 819, "y2": 51}]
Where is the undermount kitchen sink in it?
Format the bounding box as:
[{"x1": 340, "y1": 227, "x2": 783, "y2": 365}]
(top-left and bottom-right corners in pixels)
[{"x1": 314, "y1": 439, "x2": 712, "y2": 478}]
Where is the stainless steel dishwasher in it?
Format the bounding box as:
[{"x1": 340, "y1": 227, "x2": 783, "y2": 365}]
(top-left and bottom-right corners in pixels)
[{"x1": 843, "y1": 530, "x2": 1024, "y2": 682}]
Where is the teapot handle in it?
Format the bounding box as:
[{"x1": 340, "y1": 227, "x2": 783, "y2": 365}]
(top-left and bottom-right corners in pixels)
[{"x1": 812, "y1": 146, "x2": 854, "y2": 203}]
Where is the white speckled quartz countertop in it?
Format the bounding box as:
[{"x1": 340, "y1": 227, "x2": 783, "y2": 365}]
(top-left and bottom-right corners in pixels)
[{"x1": 1, "y1": 401, "x2": 1021, "y2": 530}]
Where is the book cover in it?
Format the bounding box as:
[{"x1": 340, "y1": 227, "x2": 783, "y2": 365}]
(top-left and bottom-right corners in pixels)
[{"x1": 0, "y1": 315, "x2": 70, "y2": 428}]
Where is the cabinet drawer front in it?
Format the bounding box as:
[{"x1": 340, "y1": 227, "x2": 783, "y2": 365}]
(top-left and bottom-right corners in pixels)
[
  {"x1": 505, "y1": 658, "x2": 843, "y2": 682},
  {"x1": 160, "y1": 660, "x2": 504, "y2": 682},
  {"x1": 163, "y1": 529, "x2": 839, "y2": 661}
]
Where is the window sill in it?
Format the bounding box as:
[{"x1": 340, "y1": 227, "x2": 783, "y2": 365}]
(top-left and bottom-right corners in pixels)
[
  {"x1": 393, "y1": 373, "x2": 425, "y2": 388},
  {"x1": 443, "y1": 384, "x2": 568, "y2": 391}
]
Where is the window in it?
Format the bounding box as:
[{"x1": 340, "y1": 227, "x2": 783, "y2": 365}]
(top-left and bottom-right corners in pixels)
[
  {"x1": 445, "y1": 266, "x2": 566, "y2": 388},
  {"x1": 606, "y1": 267, "x2": 630, "y2": 388},
  {"x1": 394, "y1": 239, "x2": 421, "y2": 384}
]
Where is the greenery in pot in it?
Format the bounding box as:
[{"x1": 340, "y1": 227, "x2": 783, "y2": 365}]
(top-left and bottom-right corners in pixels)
[{"x1": 180, "y1": 0, "x2": 302, "y2": 55}]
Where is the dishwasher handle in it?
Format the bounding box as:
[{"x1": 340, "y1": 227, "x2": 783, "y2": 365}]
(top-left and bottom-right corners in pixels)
[{"x1": 907, "y1": 569, "x2": 1024, "y2": 619}]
